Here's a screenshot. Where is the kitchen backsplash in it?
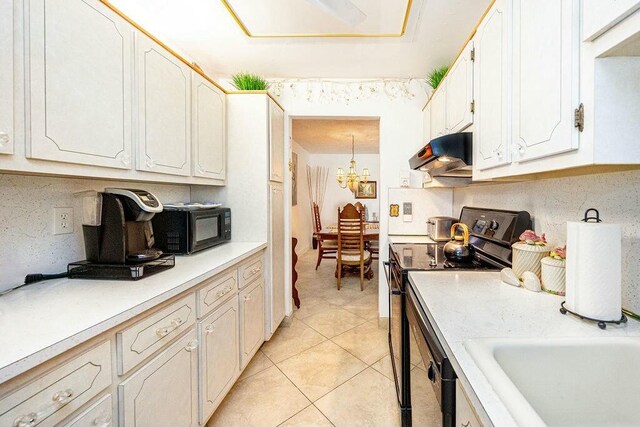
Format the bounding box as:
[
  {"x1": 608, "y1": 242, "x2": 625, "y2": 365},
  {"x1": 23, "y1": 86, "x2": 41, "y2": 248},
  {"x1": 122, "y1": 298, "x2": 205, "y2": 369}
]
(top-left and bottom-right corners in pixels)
[
  {"x1": 0, "y1": 174, "x2": 191, "y2": 292},
  {"x1": 453, "y1": 169, "x2": 640, "y2": 313}
]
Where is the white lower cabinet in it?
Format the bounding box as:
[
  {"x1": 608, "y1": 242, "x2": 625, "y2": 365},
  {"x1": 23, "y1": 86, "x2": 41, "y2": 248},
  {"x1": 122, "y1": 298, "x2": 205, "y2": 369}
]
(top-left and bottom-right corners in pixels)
[
  {"x1": 118, "y1": 330, "x2": 199, "y2": 427},
  {"x1": 456, "y1": 382, "x2": 482, "y2": 427},
  {"x1": 63, "y1": 394, "x2": 113, "y2": 427},
  {"x1": 239, "y1": 279, "x2": 265, "y2": 369},
  {"x1": 198, "y1": 297, "x2": 239, "y2": 424},
  {"x1": 268, "y1": 183, "x2": 286, "y2": 336}
]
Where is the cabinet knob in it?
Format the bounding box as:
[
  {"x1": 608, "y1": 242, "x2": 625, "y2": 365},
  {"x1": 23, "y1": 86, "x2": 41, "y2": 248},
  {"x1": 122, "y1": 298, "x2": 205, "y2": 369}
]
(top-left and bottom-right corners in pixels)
[
  {"x1": 496, "y1": 150, "x2": 503, "y2": 159},
  {"x1": 184, "y1": 340, "x2": 199, "y2": 352},
  {"x1": 13, "y1": 388, "x2": 74, "y2": 427},
  {"x1": 244, "y1": 295, "x2": 252, "y2": 301},
  {"x1": 205, "y1": 324, "x2": 216, "y2": 335},
  {"x1": 0, "y1": 132, "x2": 9, "y2": 146},
  {"x1": 92, "y1": 414, "x2": 112, "y2": 427},
  {"x1": 13, "y1": 413, "x2": 37, "y2": 427},
  {"x1": 155, "y1": 317, "x2": 183, "y2": 337},
  {"x1": 145, "y1": 158, "x2": 155, "y2": 169},
  {"x1": 117, "y1": 152, "x2": 131, "y2": 167},
  {"x1": 518, "y1": 144, "x2": 525, "y2": 154}
]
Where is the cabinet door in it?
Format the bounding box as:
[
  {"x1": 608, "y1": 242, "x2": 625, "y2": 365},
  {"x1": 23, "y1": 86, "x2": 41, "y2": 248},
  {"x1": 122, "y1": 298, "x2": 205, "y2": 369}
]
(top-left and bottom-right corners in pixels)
[
  {"x1": 0, "y1": 0, "x2": 13, "y2": 155},
  {"x1": 239, "y1": 279, "x2": 265, "y2": 369},
  {"x1": 136, "y1": 33, "x2": 191, "y2": 176},
  {"x1": 512, "y1": 0, "x2": 580, "y2": 163},
  {"x1": 430, "y1": 86, "x2": 447, "y2": 138},
  {"x1": 119, "y1": 330, "x2": 198, "y2": 427},
  {"x1": 192, "y1": 72, "x2": 226, "y2": 180},
  {"x1": 455, "y1": 382, "x2": 482, "y2": 427},
  {"x1": 269, "y1": 183, "x2": 285, "y2": 335},
  {"x1": 269, "y1": 100, "x2": 285, "y2": 182},
  {"x1": 473, "y1": 0, "x2": 511, "y2": 171},
  {"x1": 422, "y1": 104, "x2": 432, "y2": 143},
  {"x1": 27, "y1": 0, "x2": 132, "y2": 168},
  {"x1": 445, "y1": 41, "x2": 474, "y2": 133},
  {"x1": 62, "y1": 394, "x2": 113, "y2": 427},
  {"x1": 199, "y1": 297, "x2": 239, "y2": 423}
]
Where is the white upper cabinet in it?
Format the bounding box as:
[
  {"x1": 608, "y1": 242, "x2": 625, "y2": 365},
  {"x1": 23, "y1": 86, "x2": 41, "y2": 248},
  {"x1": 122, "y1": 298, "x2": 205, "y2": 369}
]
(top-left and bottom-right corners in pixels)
[
  {"x1": 445, "y1": 40, "x2": 474, "y2": 134},
  {"x1": 430, "y1": 86, "x2": 447, "y2": 138},
  {"x1": 512, "y1": 0, "x2": 580, "y2": 163},
  {"x1": 269, "y1": 100, "x2": 285, "y2": 182},
  {"x1": 422, "y1": 103, "x2": 432, "y2": 143},
  {"x1": 0, "y1": 0, "x2": 13, "y2": 155},
  {"x1": 583, "y1": 0, "x2": 640, "y2": 41},
  {"x1": 136, "y1": 33, "x2": 191, "y2": 176},
  {"x1": 192, "y1": 72, "x2": 226, "y2": 180},
  {"x1": 27, "y1": 0, "x2": 133, "y2": 168},
  {"x1": 473, "y1": 0, "x2": 510, "y2": 171}
]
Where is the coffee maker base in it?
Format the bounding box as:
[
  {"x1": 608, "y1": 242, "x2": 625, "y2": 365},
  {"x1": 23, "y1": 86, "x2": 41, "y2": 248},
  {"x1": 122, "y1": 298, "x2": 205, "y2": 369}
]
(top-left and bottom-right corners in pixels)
[{"x1": 68, "y1": 254, "x2": 175, "y2": 281}]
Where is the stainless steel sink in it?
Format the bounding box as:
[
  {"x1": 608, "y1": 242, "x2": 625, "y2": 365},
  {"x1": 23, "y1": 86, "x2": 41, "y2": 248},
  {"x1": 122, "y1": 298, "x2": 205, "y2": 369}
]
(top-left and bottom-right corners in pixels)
[{"x1": 464, "y1": 337, "x2": 640, "y2": 426}]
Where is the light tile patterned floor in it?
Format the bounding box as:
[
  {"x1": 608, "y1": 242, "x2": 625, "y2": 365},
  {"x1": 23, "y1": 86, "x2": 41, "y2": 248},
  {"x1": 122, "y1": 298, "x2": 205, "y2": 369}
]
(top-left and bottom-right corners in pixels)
[{"x1": 207, "y1": 250, "x2": 403, "y2": 427}]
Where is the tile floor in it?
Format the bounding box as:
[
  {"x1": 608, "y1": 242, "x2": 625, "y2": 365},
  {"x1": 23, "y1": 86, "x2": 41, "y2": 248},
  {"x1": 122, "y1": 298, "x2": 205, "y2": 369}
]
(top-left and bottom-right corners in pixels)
[{"x1": 208, "y1": 250, "x2": 440, "y2": 427}]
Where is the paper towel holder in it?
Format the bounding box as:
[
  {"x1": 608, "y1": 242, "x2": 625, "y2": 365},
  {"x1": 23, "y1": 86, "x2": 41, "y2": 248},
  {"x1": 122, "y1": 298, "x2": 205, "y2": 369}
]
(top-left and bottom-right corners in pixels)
[
  {"x1": 560, "y1": 302, "x2": 627, "y2": 329},
  {"x1": 582, "y1": 208, "x2": 602, "y2": 223}
]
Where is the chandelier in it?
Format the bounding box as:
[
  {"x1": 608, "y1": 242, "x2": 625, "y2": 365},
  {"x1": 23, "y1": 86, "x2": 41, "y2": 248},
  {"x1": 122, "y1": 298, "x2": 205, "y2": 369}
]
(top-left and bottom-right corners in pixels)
[{"x1": 336, "y1": 135, "x2": 369, "y2": 193}]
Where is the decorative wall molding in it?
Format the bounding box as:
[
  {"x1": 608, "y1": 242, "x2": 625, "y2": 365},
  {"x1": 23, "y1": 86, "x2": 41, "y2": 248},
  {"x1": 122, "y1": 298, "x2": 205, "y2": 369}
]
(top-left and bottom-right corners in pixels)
[{"x1": 269, "y1": 79, "x2": 430, "y2": 105}]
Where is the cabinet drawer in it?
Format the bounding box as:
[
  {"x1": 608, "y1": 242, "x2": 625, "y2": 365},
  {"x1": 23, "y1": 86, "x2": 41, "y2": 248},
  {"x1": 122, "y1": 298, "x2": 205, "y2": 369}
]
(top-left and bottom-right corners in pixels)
[
  {"x1": 0, "y1": 341, "x2": 111, "y2": 427},
  {"x1": 197, "y1": 269, "x2": 238, "y2": 318},
  {"x1": 62, "y1": 394, "x2": 112, "y2": 427},
  {"x1": 239, "y1": 255, "x2": 264, "y2": 289},
  {"x1": 118, "y1": 330, "x2": 198, "y2": 427},
  {"x1": 117, "y1": 294, "x2": 196, "y2": 375}
]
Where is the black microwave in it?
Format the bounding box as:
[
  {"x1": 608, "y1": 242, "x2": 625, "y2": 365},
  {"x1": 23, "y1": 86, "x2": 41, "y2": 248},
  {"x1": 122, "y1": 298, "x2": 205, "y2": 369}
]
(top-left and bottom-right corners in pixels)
[{"x1": 152, "y1": 207, "x2": 231, "y2": 254}]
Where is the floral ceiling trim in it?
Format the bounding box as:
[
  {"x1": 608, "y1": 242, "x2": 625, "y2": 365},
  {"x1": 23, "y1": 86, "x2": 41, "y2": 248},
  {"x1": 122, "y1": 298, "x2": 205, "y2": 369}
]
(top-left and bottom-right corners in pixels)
[{"x1": 268, "y1": 79, "x2": 430, "y2": 105}]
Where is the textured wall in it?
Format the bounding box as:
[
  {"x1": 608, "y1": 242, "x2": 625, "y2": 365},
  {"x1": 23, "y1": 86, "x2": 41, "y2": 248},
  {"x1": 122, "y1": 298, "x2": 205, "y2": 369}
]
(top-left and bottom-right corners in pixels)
[
  {"x1": 0, "y1": 174, "x2": 191, "y2": 292},
  {"x1": 453, "y1": 169, "x2": 640, "y2": 313}
]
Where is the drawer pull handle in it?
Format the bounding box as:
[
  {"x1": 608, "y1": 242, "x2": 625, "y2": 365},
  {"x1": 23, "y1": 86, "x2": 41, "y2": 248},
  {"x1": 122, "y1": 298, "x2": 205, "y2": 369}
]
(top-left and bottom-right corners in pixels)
[
  {"x1": 215, "y1": 286, "x2": 233, "y2": 298},
  {"x1": 244, "y1": 295, "x2": 252, "y2": 301},
  {"x1": 185, "y1": 340, "x2": 199, "y2": 352},
  {"x1": 13, "y1": 389, "x2": 74, "y2": 427},
  {"x1": 92, "y1": 414, "x2": 112, "y2": 427},
  {"x1": 155, "y1": 317, "x2": 183, "y2": 337},
  {"x1": 205, "y1": 324, "x2": 216, "y2": 335}
]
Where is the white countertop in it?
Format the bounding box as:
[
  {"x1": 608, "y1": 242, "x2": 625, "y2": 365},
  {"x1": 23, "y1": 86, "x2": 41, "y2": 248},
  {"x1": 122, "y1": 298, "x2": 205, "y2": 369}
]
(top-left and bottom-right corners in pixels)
[
  {"x1": 0, "y1": 241, "x2": 266, "y2": 383},
  {"x1": 388, "y1": 235, "x2": 437, "y2": 244},
  {"x1": 408, "y1": 271, "x2": 640, "y2": 426}
]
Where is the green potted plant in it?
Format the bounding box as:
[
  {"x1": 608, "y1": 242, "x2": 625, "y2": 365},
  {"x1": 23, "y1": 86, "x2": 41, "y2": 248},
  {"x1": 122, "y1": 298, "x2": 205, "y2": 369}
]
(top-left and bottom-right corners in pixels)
[
  {"x1": 230, "y1": 72, "x2": 270, "y2": 90},
  {"x1": 426, "y1": 65, "x2": 449, "y2": 90}
]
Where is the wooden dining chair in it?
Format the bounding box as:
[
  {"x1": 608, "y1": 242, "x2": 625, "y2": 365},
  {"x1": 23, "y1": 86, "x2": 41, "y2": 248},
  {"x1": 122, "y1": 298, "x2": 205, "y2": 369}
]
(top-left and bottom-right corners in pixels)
[
  {"x1": 337, "y1": 203, "x2": 371, "y2": 291},
  {"x1": 313, "y1": 203, "x2": 337, "y2": 270},
  {"x1": 354, "y1": 202, "x2": 378, "y2": 259}
]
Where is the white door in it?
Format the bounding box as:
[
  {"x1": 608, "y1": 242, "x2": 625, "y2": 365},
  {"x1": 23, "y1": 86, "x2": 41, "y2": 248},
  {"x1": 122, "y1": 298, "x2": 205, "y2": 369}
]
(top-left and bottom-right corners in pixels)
[
  {"x1": 473, "y1": 0, "x2": 511, "y2": 171},
  {"x1": 192, "y1": 72, "x2": 226, "y2": 180},
  {"x1": 445, "y1": 41, "x2": 474, "y2": 133},
  {"x1": 430, "y1": 86, "x2": 447, "y2": 138},
  {"x1": 422, "y1": 103, "x2": 432, "y2": 143},
  {"x1": 136, "y1": 33, "x2": 191, "y2": 176},
  {"x1": 512, "y1": 0, "x2": 580, "y2": 163},
  {"x1": 0, "y1": 0, "x2": 13, "y2": 155},
  {"x1": 27, "y1": 0, "x2": 133, "y2": 168},
  {"x1": 119, "y1": 330, "x2": 198, "y2": 427},
  {"x1": 199, "y1": 297, "x2": 239, "y2": 424},
  {"x1": 269, "y1": 100, "x2": 285, "y2": 183},
  {"x1": 269, "y1": 183, "x2": 285, "y2": 335},
  {"x1": 239, "y1": 279, "x2": 264, "y2": 369}
]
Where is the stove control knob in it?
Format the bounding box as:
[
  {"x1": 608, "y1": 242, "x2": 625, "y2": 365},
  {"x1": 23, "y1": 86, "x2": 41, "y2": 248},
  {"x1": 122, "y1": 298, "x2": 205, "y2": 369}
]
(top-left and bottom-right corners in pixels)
[
  {"x1": 427, "y1": 361, "x2": 436, "y2": 383},
  {"x1": 490, "y1": 220, "x2": 499, "y2": 230},
  {"x1": 429, "y1": 256, "x2": 437, "y2": 267}
]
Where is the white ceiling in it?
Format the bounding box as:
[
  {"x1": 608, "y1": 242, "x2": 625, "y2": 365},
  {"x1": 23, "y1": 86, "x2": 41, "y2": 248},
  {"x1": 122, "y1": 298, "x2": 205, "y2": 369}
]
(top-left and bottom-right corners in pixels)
[
  {"x1": 107, "y1": 0, "x2": 491, "y2": 79},
  {"x1": 292, "y1": 118, "x2": 380, "y2": 154}
]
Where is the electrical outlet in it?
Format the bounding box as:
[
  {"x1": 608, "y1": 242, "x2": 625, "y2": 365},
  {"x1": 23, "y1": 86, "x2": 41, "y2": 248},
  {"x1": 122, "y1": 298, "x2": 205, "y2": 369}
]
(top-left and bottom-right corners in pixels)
[{"x1": 53, "y1": 207, "x2": 74, "y2": 235}]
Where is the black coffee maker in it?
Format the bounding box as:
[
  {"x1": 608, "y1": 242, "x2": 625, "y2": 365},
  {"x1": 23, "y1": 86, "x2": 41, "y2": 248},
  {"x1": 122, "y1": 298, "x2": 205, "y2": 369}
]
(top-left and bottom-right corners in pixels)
[{"x1": 82, "y1": 188, "x2": 164, "y2": 264}]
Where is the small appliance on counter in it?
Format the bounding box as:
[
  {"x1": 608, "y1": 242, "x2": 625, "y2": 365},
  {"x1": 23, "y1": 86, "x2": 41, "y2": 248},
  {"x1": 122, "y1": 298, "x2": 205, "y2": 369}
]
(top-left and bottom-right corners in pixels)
[
  {"x1": 152, "y1": 204, "x2": 231, "y2": 254},
  {"x1": 69, "y1": 188, "x2": 175, "y2": 280},
  {"x1": 427, "y1": 216, "x2": 457, "y2": 241}
]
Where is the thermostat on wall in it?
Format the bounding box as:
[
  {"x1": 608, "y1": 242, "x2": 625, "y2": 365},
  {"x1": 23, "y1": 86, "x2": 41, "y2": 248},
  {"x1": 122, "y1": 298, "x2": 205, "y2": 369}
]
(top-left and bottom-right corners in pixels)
[{"x1": 403, "y1": 202, "x2": 413, "y2": 222}]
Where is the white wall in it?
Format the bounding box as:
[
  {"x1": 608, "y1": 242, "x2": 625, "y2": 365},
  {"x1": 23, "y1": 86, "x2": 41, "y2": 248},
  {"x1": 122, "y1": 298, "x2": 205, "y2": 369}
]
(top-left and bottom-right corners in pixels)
[
  {"x1": 310, "y1": 153, "x2": 380, "y2": 228},
  {"x1": 291, "y1": 141, "x2": 312, "y2": 254},
  {"x1": 0, "y1": 173, "x2": 191, "y2": 293},
  {"x1": 275, "y1": 80, "x2": 428, "y2": 317},
  {"x1": 454, "y1": 169, "x2": 640, "y2": 314}
]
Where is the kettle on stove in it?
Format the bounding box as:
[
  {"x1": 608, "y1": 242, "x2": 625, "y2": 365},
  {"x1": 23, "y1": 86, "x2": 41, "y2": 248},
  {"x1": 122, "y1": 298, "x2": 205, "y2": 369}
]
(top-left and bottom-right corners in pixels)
[{"x1": 443, "y1": 223, "x2": 474, "y2": 262}]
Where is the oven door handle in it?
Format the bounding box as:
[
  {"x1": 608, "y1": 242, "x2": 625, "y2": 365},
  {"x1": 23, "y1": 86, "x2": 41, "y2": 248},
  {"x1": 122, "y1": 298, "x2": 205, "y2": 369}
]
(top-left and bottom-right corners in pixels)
[{"x1": 383, "y1": 261, "x2": 391, "y2": 284}]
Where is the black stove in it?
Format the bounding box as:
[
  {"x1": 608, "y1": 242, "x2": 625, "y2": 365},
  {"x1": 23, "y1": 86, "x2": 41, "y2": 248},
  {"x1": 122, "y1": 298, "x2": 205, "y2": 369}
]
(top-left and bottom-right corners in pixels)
[{"x1": 385, "y1": 206, "x2": 532, "y2": 427}]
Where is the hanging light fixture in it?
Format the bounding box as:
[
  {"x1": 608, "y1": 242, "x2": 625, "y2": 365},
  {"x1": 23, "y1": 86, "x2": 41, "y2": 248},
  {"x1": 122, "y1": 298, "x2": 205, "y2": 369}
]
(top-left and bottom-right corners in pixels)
[{"x1": 336, "y1": 135, "x2": 369, "y2": 193}]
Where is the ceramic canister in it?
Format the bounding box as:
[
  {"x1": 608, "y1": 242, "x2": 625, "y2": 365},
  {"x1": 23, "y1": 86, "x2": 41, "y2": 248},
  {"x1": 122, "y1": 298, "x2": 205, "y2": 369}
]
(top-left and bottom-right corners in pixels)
[{"x1": 511, "y1": 242, "x2": 550, "y2": 279}]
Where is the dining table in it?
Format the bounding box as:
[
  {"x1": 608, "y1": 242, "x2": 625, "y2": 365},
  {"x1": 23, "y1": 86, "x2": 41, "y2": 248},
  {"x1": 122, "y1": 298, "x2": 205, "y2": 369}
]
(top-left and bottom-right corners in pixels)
[{"x1": 315, "y1": 224, "x2": 380, "y2": 241}]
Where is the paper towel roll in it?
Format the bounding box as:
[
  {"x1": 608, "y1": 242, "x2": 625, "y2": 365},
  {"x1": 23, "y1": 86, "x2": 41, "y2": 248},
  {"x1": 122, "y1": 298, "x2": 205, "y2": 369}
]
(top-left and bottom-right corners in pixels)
[{"x1": 565, "y1": 221, "x2": 621, "y2": 321}]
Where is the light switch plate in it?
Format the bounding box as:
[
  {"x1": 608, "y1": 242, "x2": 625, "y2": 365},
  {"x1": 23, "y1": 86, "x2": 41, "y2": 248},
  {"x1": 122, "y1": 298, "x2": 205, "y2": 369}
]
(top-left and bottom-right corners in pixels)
[{"x1": 403, "y1": 202, "x2": 413, "y2": 222}]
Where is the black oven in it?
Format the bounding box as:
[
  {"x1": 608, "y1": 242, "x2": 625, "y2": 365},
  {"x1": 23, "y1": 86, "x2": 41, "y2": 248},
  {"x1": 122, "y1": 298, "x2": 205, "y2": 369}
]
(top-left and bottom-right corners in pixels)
[{"x1": 152, "y1": 207, "x2": 231, "y2": 254}]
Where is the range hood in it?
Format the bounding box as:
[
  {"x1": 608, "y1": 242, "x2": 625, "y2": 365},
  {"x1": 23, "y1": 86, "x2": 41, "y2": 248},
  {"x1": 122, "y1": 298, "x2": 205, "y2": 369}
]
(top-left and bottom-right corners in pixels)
[{"x1": 409, "y1": 132, "x2": 473, "y2": 178}]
